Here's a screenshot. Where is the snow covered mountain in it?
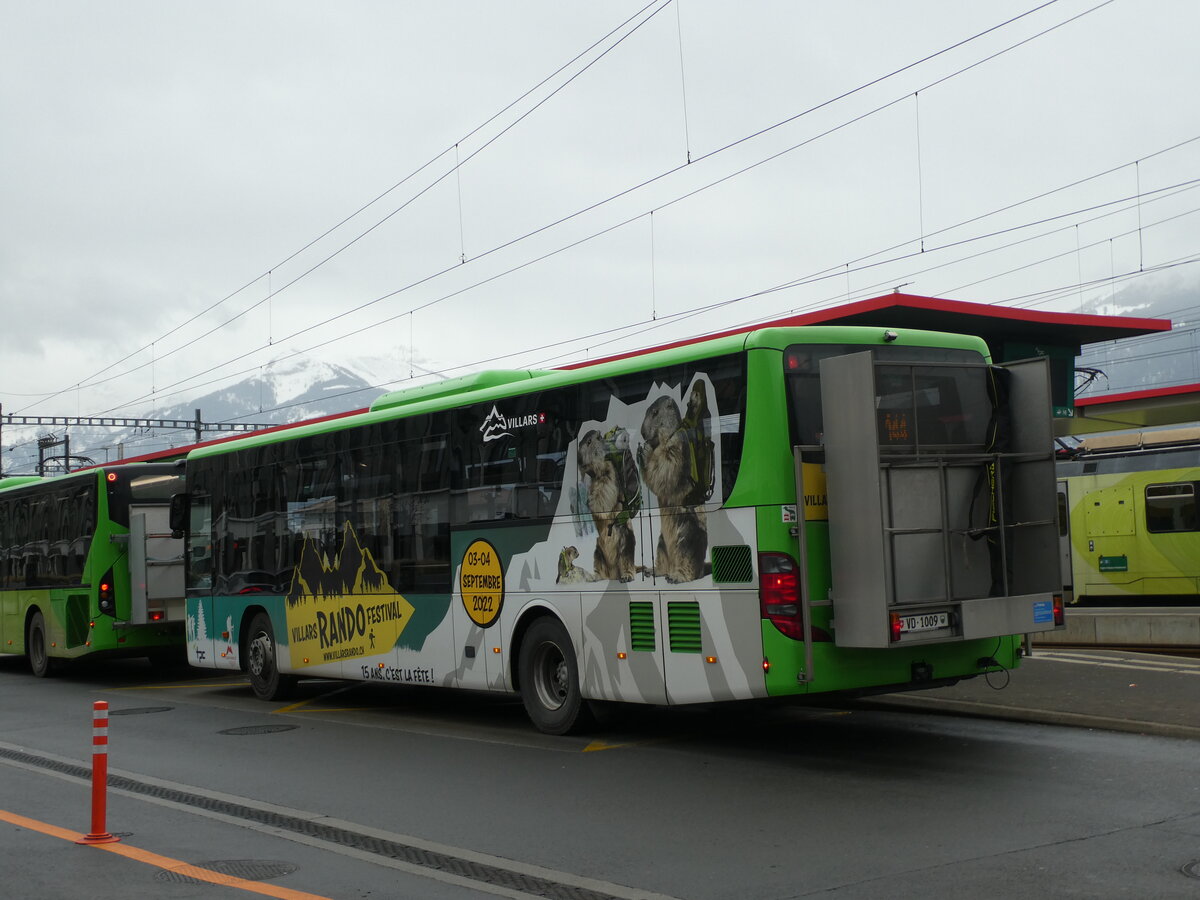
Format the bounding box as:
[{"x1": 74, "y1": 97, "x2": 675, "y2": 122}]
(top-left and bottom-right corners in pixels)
[
  {"x1": 5, "y1": 357, "x2": 397, "y2": 475},
  {"x1": 143, "y1": 358, "x2": 386, "y2": 429}
]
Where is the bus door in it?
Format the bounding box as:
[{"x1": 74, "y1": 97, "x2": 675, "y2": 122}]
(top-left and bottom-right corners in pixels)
[{"x1": 453, "y1": 538, "x2": 507, "y2": 692}]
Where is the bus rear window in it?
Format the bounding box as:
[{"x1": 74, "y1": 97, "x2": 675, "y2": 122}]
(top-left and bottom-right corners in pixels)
[
  {"x1": 106, "y1": 465, "x2": 185, "y2": 527},
  {"x1": 785, "y1": 344, "x2": 984, "y2": 447},
  {"x1": 874, "y1": 365, "x2": 991, "y2": 452}
]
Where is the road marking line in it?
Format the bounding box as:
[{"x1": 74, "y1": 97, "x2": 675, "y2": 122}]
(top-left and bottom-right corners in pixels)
[
  {"x1": 1037, "y1": 650, "x2": 1200, "y2": 667},
  {"x1": 1036, "y1": 649, "x2": 1200, "y2": 667},
  {"x1": 0, "y1": 808, "x2": 333, "y2": 900},
  {"x1": 1035, "y1": 655, "x2": 1200, "y2": 674},
  {"x1": 0, "y1": 749, "x2": 684, "y2": 900}
]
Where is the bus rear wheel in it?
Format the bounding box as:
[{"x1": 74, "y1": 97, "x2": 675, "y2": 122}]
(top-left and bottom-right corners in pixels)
[
  {"x1": 27, "y1": 611, "x2": 57, "y2": 678},
  {"x1": 246, "y1": 612, "x2": 296, "y2": 702},
  {"x1": 518, "y1": 617, "x2": 592, "y2": 735}
]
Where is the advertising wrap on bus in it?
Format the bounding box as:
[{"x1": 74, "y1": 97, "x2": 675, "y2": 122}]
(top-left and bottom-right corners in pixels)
[{"x1": 179, "y1": 325, "x2": 1063, "y2": 734}]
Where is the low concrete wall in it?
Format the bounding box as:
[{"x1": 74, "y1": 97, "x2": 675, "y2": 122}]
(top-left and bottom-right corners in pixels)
[{"x1": 1035, "y1": 608, "x2": 1200, "y2": 647}]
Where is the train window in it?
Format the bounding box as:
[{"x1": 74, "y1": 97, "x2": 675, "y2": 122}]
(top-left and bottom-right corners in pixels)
[{"x1": 1144, "y1": 482, "x2": 1198, "y2": 533}]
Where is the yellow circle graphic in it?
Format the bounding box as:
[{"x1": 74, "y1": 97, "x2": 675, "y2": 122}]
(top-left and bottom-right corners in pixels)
[{"x1": 460, "y1": 539, "x2": 504, "y2": 628}]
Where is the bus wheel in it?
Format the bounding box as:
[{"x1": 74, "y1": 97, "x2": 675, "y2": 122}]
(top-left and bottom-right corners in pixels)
[
  {"x1": 27, "y1": 611, "x2": 57, "y2": 678},
  {"x1": 518, "y1": 617, "x2": 592, "y2": 735},
  {"x1": 246, "y1": 613, "x2": 296, "y2": 702}
]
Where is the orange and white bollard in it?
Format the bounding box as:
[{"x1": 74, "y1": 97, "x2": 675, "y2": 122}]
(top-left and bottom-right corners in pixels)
[{"x1": 77, "y1": 700, "x2": 120, "y2": 844}]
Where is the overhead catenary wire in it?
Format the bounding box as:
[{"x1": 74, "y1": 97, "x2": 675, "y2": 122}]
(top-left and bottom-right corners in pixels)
[
  {"x1": 90, "y1": 173, "x2": 1200, "y2": 420},
  {"x1": 12, "y1": 0, "x2": 669, "y2": 413},
  {"x1": 88, "y1": 142, "x2": 1200, "y2": 417},
  {"x1": 83, "y1": 0, "x2": 1120, "y2": 417},
  {"x1": 27, "y1": 0, "x2": 1077, "y2": 416},
  {"x1": 28, "y1": 0, "x2": 678, "y2": 407}
]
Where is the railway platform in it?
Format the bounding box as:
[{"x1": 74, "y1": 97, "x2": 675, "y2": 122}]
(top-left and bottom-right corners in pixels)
[{"x1": 867, "y1": 647, "x2": 1200, "y2": 741}]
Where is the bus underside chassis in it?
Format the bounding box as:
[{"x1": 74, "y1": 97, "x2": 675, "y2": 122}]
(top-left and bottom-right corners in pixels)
[
  {"x1": 518, "y1": 616, "x2": 593, "y2": 735},
  {"x1": 245, "y1": 612, "x2": 298, "y2": 702}
]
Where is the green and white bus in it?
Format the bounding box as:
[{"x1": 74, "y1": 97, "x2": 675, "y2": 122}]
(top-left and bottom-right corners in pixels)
[
  {"x1": 173, "y1": 325, "x2": 1064, "y2": 733},
  {"x1": 0, "y1": 464, "x2": 186, "y2": 675}
]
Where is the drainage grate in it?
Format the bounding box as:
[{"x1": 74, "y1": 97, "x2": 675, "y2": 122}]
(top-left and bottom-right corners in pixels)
[
  {"x1": 0, "y1": 744, "x2": 641, "y2": 900},
  {"x1": 155, "y1": 859, "x2": 297, "y2": 884},
  {"x1": 219, "y1": 725, "x2": 298, "y2": 736},
  {"x1": 109, "y1": 707, "x2": 174, "y2": 716}
]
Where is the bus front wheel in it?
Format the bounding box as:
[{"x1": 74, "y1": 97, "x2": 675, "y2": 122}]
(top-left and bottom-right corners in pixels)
[
  {"x1": 246, "y1": 613, "x2": 297, "y2": 702},
  {"x1": 518, "y1": 617, "x2": 592, "y2": 735},
  {"x1": 27, "y1": 611, "x2": 57, "y2": 678}
]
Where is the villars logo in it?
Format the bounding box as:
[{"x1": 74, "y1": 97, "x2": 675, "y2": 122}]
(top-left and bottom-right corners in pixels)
[{"x1": 480, "y1": 405, "x2": 544, "y2": 443}]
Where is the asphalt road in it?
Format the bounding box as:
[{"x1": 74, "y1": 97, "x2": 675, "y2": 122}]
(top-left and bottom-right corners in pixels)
[{"x1": 2, "y1": 654, "x2": 1199, "y2": 900}]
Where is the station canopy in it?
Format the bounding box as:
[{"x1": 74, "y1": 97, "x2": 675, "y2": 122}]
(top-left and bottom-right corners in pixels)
[{"x1": 580, "y1": 293, "x2": 1174, "y2": 434}]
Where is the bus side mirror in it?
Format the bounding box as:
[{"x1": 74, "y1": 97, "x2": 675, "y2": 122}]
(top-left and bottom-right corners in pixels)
[{"x1": 168, "y1": 493, "x2": 190, "y2": 538}]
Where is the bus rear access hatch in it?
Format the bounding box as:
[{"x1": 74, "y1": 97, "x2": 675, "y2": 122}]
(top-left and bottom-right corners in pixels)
[{"x1": 820, "y1": 352, "x2": 1063, "y2": 648}]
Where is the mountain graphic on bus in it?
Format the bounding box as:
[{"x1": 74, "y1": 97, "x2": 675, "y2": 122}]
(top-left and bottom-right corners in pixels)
[
  {"x1": 285, "y1": 522, "x2": 391, "y2": 607},
  {"x1": 282, "y1": 522, "x2": 416, "y2": 669}
]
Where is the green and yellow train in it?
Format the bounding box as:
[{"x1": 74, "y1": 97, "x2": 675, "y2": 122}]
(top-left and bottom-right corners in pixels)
[{"x1": 1057, "y1": 427, "x2": 1200, "y2": 606}]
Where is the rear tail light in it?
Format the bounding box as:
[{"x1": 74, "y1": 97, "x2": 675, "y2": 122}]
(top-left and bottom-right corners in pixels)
[
  {"x1": 759, "y1": 552, "x2": 803, "y2": 639},
  {"x1": 1053, "y1": 593, "x2": 1064, "y2": 626},
  {"x1": 889, "y1": 613, "x2": 903, "y2": 643},
  {"x1": 97, "y1": 568, "x2": 116, "y2": 616}
]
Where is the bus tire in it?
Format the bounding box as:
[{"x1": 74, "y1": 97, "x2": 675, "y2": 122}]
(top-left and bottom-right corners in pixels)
[
  {"x1": 518, "y1": 616, "x2": 592, "y2": 735},
  {"x1": 27, "y1": 611, "x2": 57, "y2": 678},
  {"x1": 246, "y1": 612, "x2": 296, "y2": 702}
]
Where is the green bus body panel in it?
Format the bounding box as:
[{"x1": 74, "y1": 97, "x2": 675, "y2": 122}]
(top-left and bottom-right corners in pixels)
[
  {"x1": 762, "y1": 624, "x2": 1020, "y2": 696},
  {"x1": 1066, "y1": 466, "x2": 1200, "y2": 600},
  {"x1": 183, "y1": 324, "x2": 1008, "y2": 705}
]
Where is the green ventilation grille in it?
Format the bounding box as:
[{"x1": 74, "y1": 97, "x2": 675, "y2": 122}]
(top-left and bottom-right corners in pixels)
[
  {"x1": 711, "y1": 545, "x2": 754, "y2": 583},
  {"x1": 629, "y1": 601, "x2": 656, "y2": 652},
  {"x1": 667, "y1": 601, "x2": 702, "y2": 654}
]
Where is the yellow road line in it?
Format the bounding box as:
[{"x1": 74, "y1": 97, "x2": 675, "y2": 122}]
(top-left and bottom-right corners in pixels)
[
  {"x1": 0, "y1": 808, "x2": 333, "y2": 900},
  {"x1": 272, "y1": 683, "x2": 362, "y2": 715}
]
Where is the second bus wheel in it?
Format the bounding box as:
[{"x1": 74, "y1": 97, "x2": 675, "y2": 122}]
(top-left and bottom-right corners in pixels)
[
  {"x1": 245, "y1": 612, "x2": 297, "y2": 702},
  {"x1": 26, "y1": 610, "x2": 58, "y2": 678},
  {"x1": 518, "y1": 616, "x2": 593, "y2": 735}
]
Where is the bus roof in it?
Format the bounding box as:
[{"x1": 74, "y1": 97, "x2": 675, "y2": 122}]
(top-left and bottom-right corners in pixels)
[{"x1": 188, "y1": 323, "x2": 988, "y2": 460}]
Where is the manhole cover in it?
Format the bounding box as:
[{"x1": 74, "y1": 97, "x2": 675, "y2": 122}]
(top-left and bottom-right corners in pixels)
[
  {"x1": 218, "y1": 724, "x2": 298, "y2": 735},
  {"x1": 109, "y1": 706, "x2": 173, "y2": 716},
  {"x1": 1183, "y1": 860, "x2": 1200, "y2": 879},
  {"x1": 155, "y1": 859, "x2": 297, "y2": 884}
]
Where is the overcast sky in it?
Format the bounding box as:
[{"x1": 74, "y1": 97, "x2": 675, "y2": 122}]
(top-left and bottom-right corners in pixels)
[{"x1": 3, "y1": 0, "x2": 1199, "y2": 430}]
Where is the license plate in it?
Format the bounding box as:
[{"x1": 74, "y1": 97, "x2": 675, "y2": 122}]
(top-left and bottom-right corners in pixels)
[{"x1": 899, "y1": 612, "x2": 950, "y2": 634}]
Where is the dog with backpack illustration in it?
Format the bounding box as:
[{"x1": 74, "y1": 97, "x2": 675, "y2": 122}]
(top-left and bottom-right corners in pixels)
[
  {"x1": 576, "y1": 427, "x2": 641, "y2": 582},
  {"x1": 637, "y1": 381, "x2": 715, "y2": 583}
]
